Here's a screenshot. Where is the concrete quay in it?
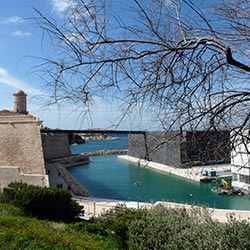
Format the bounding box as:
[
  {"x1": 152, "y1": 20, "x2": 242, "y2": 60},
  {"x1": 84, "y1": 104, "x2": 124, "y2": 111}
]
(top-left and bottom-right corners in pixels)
[
  {"x1": 45, "y1": 154, "x2": 249, "y2": 223},
  {"x1": 118, "y1": 155, "x2": 231, "y2": 182},
  {"x1": 45, "y1": 162, "x2": 90, "y2": 197},
  {"x1": 74, "y1": 196, "x2": 250, "y2": 223}
]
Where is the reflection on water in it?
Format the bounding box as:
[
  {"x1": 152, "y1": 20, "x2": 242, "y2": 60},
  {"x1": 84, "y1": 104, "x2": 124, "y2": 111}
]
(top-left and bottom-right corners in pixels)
[{"x1": 68, "y1": 153, "x2": 250, "y2": 210}]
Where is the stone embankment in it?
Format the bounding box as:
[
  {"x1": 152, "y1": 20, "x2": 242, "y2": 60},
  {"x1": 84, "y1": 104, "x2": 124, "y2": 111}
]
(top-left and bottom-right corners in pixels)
[
  {"x1": 81, "y1": 149, "x2": 128, "y2": 157},
  {"x1": 46, "y1": 149, "x2": 127, "y2": 198},
  {"x1": 54, "y1": 163, "x2": 90, "y2": 197},
  {"x1": 118, "y1": 155, "x2": 231, "y2": 183},
  {"x1": 45, "y1": 162, "x2": 90, "y2": 197},
  {"x1": 46, "y1": 154, "x2": 91, "y2": 196},
  {"x1": 79, "y1": 133, "x2": 120, "y2": 141},
  {"x1": 50, "y1": 154, "x2": 90, "y2": 168}
]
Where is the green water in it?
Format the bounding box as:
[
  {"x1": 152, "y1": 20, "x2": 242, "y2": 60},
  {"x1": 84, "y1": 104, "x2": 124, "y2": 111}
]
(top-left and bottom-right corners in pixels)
[{"x1": 68, "y1": 154, "x2": 250, "y2": 210}]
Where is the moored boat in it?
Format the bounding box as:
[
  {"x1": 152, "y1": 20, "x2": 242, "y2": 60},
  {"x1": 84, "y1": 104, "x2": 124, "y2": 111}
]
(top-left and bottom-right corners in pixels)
[{"x1": 212, "y1": 178, "x2": 244, "y2": 196}]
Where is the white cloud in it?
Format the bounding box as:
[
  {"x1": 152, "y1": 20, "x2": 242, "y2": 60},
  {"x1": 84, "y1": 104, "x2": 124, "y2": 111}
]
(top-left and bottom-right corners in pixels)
[
  {"x1": 12, "y1": 30, "x2": 31, "y2": 37},
  {"x1": 0, "y1": 16, "x2": 25, "y2": 24},
  {"x1": 163, "y1": 0, "x2": 174, "y2": 8},
  {"x1": 0, "y1": 68, "x2": 8, "y2": 77},
  {"x1": 50, "y1": 0, "x2": 75, "y2": 15},
  {"x1": 0, "y1": 67, "x2": 43, "y2": 96}
]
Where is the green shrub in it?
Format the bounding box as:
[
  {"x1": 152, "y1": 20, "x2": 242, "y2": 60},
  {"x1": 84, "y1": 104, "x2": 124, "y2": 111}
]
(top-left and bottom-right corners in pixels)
[
  {"x1": 218, "y1": 216, "x2": 250, "y2": 250},
  {"x1": 0, "y1": 202, "x2": 24, "y2": 218},
  {"x1": 113, "y1": 209, "x2": 147, "y2": 249},
  {"x1": 1, "y1": 182, "x2": 83, "y2": 223},
  {"x1": 127, "y1": 207, "x2": 217, "y2": 250},
  {"x1": 0, "y1": 203, "x2": 120, "y2": 250},
  {"x1": 0, "y1": 181, "x2": 28, "y2": 205},
  {"x1": 127, "y1": 207, "x2": 250, "y2": 250},
  {"x1": 69, "y1": 221, "x2": 108, "y2": 236},
  {"x1": 95, "y1": 206, "x2": 147, "y2": 249},
  {"x1": 95, "y1": 203, "x2": 127, "y2": 230}
]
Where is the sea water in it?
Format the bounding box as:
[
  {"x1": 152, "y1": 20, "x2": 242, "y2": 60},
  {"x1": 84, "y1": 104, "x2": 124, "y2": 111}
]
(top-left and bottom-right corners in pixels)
[{"x1": 69, "y1": 134, "x2": 250, "y2": 210}]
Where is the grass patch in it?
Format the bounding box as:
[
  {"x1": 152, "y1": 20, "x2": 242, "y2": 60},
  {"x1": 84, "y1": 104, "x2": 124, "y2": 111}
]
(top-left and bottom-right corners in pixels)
[{"x1": 0, "y1": 202, "x2": 119, "y2": 250}]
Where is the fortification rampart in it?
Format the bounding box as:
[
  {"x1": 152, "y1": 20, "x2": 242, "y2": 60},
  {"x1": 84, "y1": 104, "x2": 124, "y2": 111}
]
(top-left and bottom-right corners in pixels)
[
  {"x1": 0, "y1": 111, "x2": 48, "y2": 189},
  {"x1": 0, "y1": 114, "x2": 45, "y2": 175},
  {"x1": 41, "y1": 133, "x2": 71, "y2": 161}
]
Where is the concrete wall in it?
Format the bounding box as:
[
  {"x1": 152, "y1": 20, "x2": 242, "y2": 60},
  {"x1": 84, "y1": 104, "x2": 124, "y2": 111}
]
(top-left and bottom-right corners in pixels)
[
  {"x1": 0, "y1": 115, "x2": 45, "y2": 175},
  {"x1": 128, "y1": 131, "x2": 230, "y2": 167},
  {"x1": 128, "y1": 131, "x2": 182, "y2": 167},
  {"x1": 0, "y1": 166, "x2": 49, "y2": 189},
  {"x1": 0, "y1": 166, "x2": 21, "y2": 187},
  {"x1": 181, "y1": 131, "x2": 230, "y2": 166},
  {"x1": 41, "y1": 133, "x2": 71, "y2": 161}
]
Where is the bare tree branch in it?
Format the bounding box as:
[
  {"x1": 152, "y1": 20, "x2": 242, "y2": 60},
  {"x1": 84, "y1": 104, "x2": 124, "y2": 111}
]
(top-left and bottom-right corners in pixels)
[{"x1": 32, "y1": 0, "x2": 250, "y2": 148}]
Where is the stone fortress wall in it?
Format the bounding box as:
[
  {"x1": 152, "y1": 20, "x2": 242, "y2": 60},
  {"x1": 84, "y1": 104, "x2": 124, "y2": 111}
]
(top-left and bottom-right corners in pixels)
[
  {"x1": 0, "y1": 114, "x2": 45, "y2": 174},
  {"x1": 0, "y1": 90, "x2": 94, "y2": 198},
  {"x1": 0, "y1": 112, "x2": 48, "y2": 188},
  {"x1": 0, "y1": 90, "x2": 48, "y2": 189},
  {"x1": 41, "y1": 133, "x2": 71, "y2": 161}
]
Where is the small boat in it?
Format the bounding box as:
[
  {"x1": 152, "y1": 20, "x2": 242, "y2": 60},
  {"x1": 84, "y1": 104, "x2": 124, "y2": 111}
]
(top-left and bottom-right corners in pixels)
[
  {"x1": 211, "y1": 186, "x2": 233, "y2": 195},
  {"x1": 211, "y1": 178, "x2": 244, "y2": 196},
  {"x1": 212, "y1": 178, "x2": 232, "y2": 195},
  {"x1": 233, "y1": 188, "x2": 244, "y2": 196}
]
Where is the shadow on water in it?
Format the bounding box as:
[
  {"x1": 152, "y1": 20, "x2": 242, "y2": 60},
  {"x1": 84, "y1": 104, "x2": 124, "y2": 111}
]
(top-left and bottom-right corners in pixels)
[{"x1": 69, "y1": 164, "x2": 126, "y2": 200}]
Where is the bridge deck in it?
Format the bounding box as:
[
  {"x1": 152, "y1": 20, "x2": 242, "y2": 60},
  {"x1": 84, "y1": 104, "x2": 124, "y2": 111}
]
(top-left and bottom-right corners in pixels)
[{"x1": 41, "y1": 129, "x2": 145, "y2": 134}]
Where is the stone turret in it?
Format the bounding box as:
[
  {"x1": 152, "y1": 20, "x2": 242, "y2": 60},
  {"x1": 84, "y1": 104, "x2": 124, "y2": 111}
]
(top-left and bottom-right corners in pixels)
[
  {"x1": 13, "y1": 90, "x2": 28, "y2": 114},
  {"x1": 0, "y1": 90, "x2": 48, "y2": 188}
]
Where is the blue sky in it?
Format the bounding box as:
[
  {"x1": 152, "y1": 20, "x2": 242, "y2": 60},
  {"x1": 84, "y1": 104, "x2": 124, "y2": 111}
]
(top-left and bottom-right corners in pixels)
[
  {"x1": 0, "y1": 0, "x2": 157, "y2": 130},
  {"x1": 0, "y1": 0, "x2": 217, "y2": 131},
  {"x1": 0, "y1": 1, "x2": 73, "y2": 128}
]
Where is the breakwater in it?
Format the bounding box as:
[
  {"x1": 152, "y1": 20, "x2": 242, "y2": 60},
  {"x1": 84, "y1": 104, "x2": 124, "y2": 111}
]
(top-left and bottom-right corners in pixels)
[
  {"x1": 81, "y1": 149, "x2": 128, "y2": 157},
  {"x1": 50, "y1": 154, "x2": 90, "y2": 168}
]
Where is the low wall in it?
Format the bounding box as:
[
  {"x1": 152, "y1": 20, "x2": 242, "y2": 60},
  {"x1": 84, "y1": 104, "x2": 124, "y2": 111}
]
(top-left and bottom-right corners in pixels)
[
  {"x1": 75, "y1": 197, "x2": 152, "y2": 219},
  {"x1": 75, "y1": 197, "x2": 250, "y2": 223},
  {"x1": 0, "y1": 166, "x2": 20, "y2": 187},
  {"x1": 53, "y1": 163, "x2": 90, "y2": 196},
  {"x1": 0, "y1": 166, "x2": 49, "y2": 189},
  {"x1": 156, "y1": 201, "x2": 250, "y2": 223}
]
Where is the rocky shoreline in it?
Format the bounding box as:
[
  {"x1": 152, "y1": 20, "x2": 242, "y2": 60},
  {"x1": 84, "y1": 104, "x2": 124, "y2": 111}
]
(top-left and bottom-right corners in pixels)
[
  {"x1": 79, "y1": 133, "x2": 120, "y2": 141},
  {"x1": 81, "y1": 149, "x2": 128, "y2": 157}
]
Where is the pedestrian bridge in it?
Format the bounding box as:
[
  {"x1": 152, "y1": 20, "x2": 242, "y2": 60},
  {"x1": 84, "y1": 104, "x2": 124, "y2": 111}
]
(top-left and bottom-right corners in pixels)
[{"x1": 41, "y1": 128, "x2": 145, "y2": 134}]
